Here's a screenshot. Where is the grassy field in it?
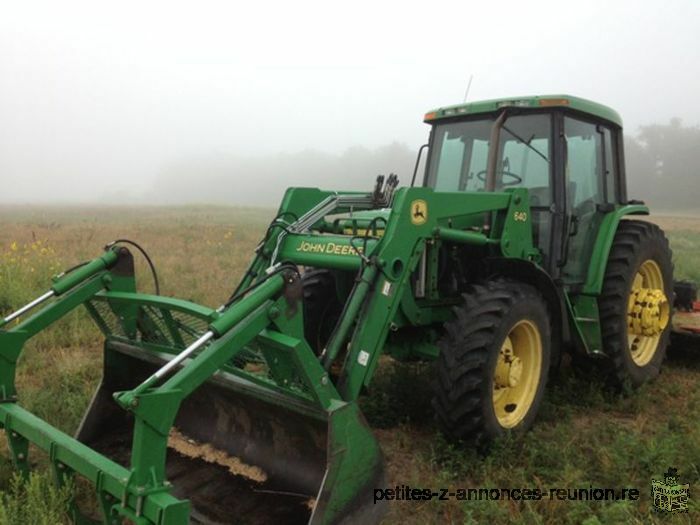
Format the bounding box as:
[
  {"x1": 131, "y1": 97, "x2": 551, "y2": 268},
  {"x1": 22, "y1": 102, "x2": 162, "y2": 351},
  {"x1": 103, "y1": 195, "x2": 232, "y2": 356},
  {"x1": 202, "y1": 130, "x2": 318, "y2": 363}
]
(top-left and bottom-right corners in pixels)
[{"x1": 0, "y1": 206, "x2": 698, "y2": 524}]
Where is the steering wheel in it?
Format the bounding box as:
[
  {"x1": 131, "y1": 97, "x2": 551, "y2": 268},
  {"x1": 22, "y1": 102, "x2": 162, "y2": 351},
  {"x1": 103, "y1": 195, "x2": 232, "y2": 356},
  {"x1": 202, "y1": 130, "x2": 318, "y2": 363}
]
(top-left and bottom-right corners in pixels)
[{"x1": 475, "y1": 169, "x2": 523, "y2": 186}]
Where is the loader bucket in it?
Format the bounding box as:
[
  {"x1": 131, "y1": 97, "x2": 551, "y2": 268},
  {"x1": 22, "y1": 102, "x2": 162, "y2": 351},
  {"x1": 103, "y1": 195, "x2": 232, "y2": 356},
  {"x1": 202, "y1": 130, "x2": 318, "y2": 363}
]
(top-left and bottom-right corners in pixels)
[{"x1": 76, "y1": 340, "x2": 385, "y2": 525}]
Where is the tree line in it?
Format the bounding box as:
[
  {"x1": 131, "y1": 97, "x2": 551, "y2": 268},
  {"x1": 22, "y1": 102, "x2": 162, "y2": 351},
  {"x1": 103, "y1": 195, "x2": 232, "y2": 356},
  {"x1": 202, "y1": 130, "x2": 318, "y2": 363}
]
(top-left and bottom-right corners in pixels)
[
  {"x1": 153, "y1": 120, "x2": 699, "y2": 212},
  {"x1": 626, "y1": 119, "x2": 700, "y2": 211}
]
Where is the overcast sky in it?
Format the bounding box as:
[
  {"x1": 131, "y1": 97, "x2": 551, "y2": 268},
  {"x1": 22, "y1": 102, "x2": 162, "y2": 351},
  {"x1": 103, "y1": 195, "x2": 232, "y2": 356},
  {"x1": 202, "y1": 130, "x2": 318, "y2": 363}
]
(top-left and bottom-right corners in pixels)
[{"x1": 1, "y1": 1, "x2": 699, "y2": 203}]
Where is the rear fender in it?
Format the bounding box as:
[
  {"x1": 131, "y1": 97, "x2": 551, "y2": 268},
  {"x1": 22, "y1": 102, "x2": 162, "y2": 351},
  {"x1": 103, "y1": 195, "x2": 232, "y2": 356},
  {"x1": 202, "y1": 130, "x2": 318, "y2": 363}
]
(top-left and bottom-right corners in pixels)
[{"x1": 582, "y1": 204, "x2": 649, "y2": 295}]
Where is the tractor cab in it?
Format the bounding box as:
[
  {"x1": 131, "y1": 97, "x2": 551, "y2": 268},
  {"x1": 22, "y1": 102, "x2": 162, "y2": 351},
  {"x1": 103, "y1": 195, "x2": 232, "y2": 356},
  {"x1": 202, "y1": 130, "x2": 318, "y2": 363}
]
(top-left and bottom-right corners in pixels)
[{"x1": 423, "y1": 95, "x2": 625, "y2": 285}]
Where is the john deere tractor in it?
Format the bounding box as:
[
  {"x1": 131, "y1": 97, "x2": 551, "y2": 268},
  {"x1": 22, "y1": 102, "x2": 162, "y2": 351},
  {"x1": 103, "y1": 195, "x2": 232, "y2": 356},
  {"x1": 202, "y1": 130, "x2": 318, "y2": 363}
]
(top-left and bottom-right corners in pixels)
[{"x1": 0, "y1": 95, "x2": 677, "y2": 524}]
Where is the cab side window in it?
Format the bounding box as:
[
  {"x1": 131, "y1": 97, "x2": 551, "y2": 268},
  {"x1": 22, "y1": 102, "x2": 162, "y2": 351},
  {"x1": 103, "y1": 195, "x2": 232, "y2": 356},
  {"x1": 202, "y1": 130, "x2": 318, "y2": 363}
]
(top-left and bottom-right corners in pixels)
[
  {"x1": 562, "y1": 116, "x2": 617, "y2": 284},
  {"x1": 565, "y1": 119, "x2": 618, "y2": 209},
  {"x1": 565, "y1": 118, "x2": 604, "y2": 210}
]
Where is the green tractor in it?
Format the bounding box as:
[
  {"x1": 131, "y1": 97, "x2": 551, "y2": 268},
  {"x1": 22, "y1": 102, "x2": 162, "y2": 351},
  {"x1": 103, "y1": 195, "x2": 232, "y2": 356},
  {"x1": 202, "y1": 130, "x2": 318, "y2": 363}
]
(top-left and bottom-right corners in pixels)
[{"x1": 0, "y1": 95, "x2": 677, "y2": 524}]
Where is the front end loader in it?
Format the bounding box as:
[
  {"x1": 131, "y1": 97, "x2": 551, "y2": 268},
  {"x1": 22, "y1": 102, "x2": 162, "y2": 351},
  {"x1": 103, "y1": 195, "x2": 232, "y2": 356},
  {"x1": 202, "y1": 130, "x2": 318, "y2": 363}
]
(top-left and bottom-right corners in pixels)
[
  {"x1": 0, "y1": 177, "x2": 540, "y2": 524},
  {"x1": 0, "y1": 94, "x2": 693, "y2": 524}
]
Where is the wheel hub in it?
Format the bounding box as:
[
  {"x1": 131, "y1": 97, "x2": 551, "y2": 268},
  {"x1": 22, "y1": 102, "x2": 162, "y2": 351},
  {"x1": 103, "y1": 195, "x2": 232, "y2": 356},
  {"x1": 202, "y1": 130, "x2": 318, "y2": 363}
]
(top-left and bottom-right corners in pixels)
[
  {"x1": 492, "y1": 320, "x2": 543, "y2": 429},
  {"x1": 494, "y1": 342, "x2": 523, "y2": 388},
  {"x1": 628, "y1": 287, "x2": 669, "y2": 337},
  {"x1": 626, "y1": 259, "x2": 669, "y2": 367},
  {"x1": 508, "y1": 357, "x2": 523, "y2": 386}
]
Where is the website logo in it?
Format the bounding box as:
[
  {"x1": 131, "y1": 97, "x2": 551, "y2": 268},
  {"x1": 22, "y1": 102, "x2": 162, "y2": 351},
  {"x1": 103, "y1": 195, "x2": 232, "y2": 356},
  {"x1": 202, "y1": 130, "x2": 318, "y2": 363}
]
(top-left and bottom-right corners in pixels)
[{"x1": 651, "y1": 467, "x2": 689, "y2": 513}]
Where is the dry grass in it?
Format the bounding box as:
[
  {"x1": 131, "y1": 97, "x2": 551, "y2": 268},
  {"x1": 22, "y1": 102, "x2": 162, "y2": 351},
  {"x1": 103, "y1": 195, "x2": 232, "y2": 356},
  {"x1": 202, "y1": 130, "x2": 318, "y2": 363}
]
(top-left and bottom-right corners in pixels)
[
  {"x1": 650, "y1": 215, "x2": 700, "y2": 233},
  {"x1": 0, "y1": 206, "x2": 698, "y2": 524},
  {"x1": 168, "y1": 429, "x2": 267, "y2": 483}
]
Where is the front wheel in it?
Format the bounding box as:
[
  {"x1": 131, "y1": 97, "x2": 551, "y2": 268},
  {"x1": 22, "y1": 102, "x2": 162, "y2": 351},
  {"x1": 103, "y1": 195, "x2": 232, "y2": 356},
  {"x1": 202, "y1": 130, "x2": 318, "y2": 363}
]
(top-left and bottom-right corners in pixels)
[{"x1": 433, "y1": 280, "x2": 551, "y2": 443}]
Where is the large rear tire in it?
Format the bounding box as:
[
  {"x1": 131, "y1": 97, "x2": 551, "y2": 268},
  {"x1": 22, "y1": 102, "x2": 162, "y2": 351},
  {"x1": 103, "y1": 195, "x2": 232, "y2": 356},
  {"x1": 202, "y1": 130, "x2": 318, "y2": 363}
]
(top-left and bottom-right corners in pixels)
[
  {"x1": 599, "y1": 220, "x2": 673, "y2": 387},
  {"x1": 433, "y1": 280, "x2": 551, "y2": 443}
]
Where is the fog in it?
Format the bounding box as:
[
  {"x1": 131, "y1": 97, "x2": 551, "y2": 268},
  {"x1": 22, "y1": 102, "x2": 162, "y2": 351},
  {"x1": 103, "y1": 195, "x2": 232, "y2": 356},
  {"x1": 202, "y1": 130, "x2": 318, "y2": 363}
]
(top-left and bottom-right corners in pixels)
[{"x1": 2, "y1": 1, "x2": 699, "y2": 209}]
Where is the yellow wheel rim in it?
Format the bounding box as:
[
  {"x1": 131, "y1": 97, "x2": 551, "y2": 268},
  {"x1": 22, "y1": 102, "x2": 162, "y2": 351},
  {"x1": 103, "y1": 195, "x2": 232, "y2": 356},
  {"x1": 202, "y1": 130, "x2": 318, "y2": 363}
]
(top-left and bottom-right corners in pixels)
[
  {"x1": 627, "y1": 259, "x2": 669, "y2": 366},
  {"x1": 492, "y1": 320, "x2": 542, "y2": 429}
]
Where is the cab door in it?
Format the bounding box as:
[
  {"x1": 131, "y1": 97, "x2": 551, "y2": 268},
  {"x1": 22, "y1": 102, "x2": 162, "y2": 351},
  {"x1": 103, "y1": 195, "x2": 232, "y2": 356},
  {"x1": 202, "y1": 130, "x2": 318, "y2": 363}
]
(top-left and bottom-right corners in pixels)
[
  {"x1": 560, "y1": 115, "x2": 619, "y2": 286},
  {"x1": 495, "y1": 114, "x2": 554, "y2": 267}
]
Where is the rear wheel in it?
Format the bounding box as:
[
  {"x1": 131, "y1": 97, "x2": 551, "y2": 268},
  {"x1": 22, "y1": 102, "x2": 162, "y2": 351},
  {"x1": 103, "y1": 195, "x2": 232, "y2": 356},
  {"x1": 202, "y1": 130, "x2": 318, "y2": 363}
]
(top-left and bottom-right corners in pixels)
[
  {"x1": 599, "y1": 220, "x2": 673, "y2": 387},
  {"x1": 433, "y1": 281, "x2": 551, "y2": 443}
]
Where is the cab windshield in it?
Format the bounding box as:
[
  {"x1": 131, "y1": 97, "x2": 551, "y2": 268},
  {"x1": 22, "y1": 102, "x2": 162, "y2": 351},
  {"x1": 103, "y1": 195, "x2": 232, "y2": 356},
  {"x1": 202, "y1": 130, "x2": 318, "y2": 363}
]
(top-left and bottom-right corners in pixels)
[{"x1": 425, "y1": 113, "x2": 552, "y2": 207}]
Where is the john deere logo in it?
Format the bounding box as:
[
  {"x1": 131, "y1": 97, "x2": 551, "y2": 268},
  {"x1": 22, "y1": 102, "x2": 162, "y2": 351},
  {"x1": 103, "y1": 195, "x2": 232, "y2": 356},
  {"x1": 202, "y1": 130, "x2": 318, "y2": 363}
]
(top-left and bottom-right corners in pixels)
[
  {"x1": 411, "y1": 200, "x2": 428, "y2": 225},
  {"x1": 651, "y1": 467, "x2": 689, "y2": 513}
]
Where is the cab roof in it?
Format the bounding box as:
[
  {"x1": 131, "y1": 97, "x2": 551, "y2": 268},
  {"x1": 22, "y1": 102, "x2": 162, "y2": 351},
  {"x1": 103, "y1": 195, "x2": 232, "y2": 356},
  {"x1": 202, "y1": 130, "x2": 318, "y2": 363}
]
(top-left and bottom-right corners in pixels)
[{"x1": 424, "y1": 94, "x2": 622, "y2": 127}]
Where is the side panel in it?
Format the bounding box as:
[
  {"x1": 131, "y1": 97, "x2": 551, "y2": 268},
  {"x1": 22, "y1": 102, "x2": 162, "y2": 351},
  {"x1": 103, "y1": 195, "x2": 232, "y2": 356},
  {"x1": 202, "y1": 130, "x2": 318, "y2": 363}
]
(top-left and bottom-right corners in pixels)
[{"x1": 566, "y1": 293, "x2": 605, "y2": 356}]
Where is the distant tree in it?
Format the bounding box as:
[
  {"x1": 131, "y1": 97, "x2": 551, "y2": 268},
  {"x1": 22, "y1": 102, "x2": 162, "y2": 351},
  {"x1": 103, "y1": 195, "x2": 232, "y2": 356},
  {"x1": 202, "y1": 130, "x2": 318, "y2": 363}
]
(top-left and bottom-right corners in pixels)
[
  {"x1": 624, "y1": 134, "x2": 655, "y2": 202},
  {"x1": 625, "y1": 119, "x2": 700, "y2": 211}
]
